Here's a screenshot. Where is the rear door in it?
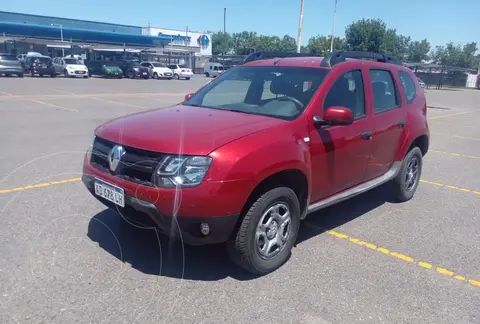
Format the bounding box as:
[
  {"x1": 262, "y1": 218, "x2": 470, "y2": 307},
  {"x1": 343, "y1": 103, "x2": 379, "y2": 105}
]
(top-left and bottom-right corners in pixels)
[
  {"x1": 308, "y1": 67, "x2": 374, "y2": 201},
  {"x1": 364, "y1": 68, "x2": 407, "y2": 181}
]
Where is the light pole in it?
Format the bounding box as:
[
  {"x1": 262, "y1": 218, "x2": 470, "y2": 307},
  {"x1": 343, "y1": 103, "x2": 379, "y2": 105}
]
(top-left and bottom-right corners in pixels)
[
  {"x1": 50, "y1": 23, "x2": 64, "y2": 56},
  {"x1": 329, "y1": 0, "x2": 338, "y2": 53},
  {"x1": 296, "y1": 0, "x2": 305, "y2": 53}
]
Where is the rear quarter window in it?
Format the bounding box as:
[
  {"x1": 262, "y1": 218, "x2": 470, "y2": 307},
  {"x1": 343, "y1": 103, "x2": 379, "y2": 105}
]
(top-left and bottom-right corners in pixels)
[{"x1": 398, "y1": 71, "x2": 417, "y2": 103}]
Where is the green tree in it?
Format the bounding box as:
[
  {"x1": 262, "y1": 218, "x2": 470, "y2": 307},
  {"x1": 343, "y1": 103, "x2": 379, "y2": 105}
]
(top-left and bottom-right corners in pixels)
[
  {"x1": 380, "y1": 29, "x2": 411, "y2": 59},
  {"x1": 279, "y1": 35, "x2": 297, "y2": 52},
  {"x1": 211, "y1": 31, "x2": 233, "y2": 55},
  {"x1": 231, "y1": 31, "x2": 259, "y2": 55},
  {"x1": 345, "y1": 18, "x2": 387, "y2": 52},
  {"x1": 306, "y1": 36, "x2": 344, "y2": 55},
  {"x1": 407, "y1": 39, "x2": 431, "y2": 62}
]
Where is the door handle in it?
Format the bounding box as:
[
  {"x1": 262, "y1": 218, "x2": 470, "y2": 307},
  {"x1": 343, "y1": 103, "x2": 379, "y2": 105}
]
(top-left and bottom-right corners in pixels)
[
  {"x1": 361, "y1": 131, "x2": 373, "y2": 140},
  {"x1": 398, "y1": 120, "x2": 406, "y2": 128}
]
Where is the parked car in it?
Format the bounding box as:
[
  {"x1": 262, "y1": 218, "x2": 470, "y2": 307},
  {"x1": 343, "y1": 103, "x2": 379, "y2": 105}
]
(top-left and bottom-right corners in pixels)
[
  {"x1": 86, "y1": 61, "x2": 123, "y2": 78},
  {"x1": 140, "y1": 61, "x2": 173, "y2": 79},
  {"x1": 203, "y1": 62, "x2": 224, "y2": 78},
  {"x1": 117, "y1": 61, "x2": 150, "y2": 79},
  {"x1": 168, "y1": 64, "x2": 193, "y2": 80},
  {"x1": 24, "y1": 55, "x2": 55, "y2": 77},
  {"x1": 53, "y1": 57, "x2": 89, "y2": 78},
  {"x1": 82, "y1": 50, "x2": 429, "y2": 275},
  {"x1": 417, "y1": 77, "x2": 426, "y2": 88},
  {"x1": 0, "y1": 53, "x2": 24, "y2": 77}
]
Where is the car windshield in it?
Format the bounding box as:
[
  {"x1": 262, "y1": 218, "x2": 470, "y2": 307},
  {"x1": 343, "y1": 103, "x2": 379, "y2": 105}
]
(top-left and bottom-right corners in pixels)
[
  {"x1": 184, "y1": 66, "x2": 329, "y2": 120},
  {"x1": 179, "y1": 64, "x2": 187, "y2": 68},
  {"x1": 33, "y1": 57, "x2": 52, "y2": 63},
  {"x1": 152, "y1": 63, "x2": 166, "y2": 67},
  {"x1": 64, "y1": 58, "x2": 79, "y2": 64},
  {"x1": 130, "y1": 62, "x2": 142, "y2": 67},
  {"x1": 104, "y1": 63, "x2": 119, "y2": 67}
]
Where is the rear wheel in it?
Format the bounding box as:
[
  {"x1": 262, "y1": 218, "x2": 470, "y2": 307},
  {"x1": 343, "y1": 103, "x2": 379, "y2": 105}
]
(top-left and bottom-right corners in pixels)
[
  {"x1": 186, "y1": 77, "x2": 191, "y2": 80},
  {"x1": 18, "y1": 73, "x2": 24, "y2": 78},
  {"x1": 391, "y1": 146, "x2": 423, "y2": 202},
  {"x1": 153, "y1": 72, "x2": 158, "y2": 79},
  {"x1": 227, "y1": 187, "x2": 301, "y2": 275}
]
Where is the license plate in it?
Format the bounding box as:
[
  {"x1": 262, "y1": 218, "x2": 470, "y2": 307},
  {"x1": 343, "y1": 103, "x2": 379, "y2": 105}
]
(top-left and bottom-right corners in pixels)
[
  {"x1": 165, "y1": 73, "x2": 171, "y2": 76},
  {"x1": 94, "y1": 178, "x2": 125, "y2": 207},
  {"x1": 142, "y1": 72, "x2": 147, "y2": 75}
]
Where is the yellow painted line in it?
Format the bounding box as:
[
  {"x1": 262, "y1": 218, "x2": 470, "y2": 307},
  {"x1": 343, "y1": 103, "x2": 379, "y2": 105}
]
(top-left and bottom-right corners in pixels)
[
  {"x1": 434, "y1": 133, "x2": 480, "y2": 141},
  {"x1": 303, "y1": 222, "x2": 480, "y2": 288},
  {"x1": 90, "y1": 96, "x2": 147, "y2": 109},
  {"x1": 28, "y1": 98, "x2": 78, "y2": 112},
  {"x1": 0, "y1": 177, "x2": 81, "y2": 195},
  {"x1": 0, "y1": 92, "x2": 181, "y2": 100},
  {"x1": 50, "y1": 88, "x2": 77, "y2": 95},
  {"x1": 420, "y1": 180, "x2": 480, "y2": 196},
  {"x1": 428, "y1": 111, "x2": 473, "y2": 120},
  {"x1": 430, "y1": 150, "x2": 480, "y2": 160}
]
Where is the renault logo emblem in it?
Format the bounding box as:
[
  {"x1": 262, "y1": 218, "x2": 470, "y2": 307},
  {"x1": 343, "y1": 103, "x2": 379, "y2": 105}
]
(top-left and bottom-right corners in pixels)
[{"x1": 108, "y1": 145, "x2": 125, "y2": 173}]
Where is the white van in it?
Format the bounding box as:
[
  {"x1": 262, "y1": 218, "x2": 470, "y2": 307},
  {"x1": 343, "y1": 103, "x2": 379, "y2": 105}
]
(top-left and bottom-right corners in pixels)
[{"x1": 204, "y1": 62, "x2": 224, "y2": 78}]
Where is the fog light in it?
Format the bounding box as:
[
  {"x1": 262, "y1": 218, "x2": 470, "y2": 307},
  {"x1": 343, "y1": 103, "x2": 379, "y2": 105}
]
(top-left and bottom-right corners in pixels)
[{"x1": 200, "y1": 223, "x2": 210, "y2": 236}]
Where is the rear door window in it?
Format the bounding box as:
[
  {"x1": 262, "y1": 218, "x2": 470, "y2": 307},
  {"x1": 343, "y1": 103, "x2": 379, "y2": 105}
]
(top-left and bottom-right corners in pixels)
[{"x1": 369, "y1": 69, "x2": 400, "y2": 113}]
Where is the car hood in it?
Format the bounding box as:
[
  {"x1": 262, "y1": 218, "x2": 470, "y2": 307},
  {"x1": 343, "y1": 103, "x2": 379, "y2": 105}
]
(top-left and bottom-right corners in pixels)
[
  {"x1": 66, "y1": 64, "x2": 87, "y2": 69},
  {"x1": 95, "y1": 105, "x2": 288, "y2": 155}
]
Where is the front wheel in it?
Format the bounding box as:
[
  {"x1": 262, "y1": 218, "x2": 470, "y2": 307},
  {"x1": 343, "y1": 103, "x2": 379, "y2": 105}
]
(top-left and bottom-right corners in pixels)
[
  {"x1": 227, "y1": 187, "x2": 301, "y2": 275},
  {"x1": 391, "y1": 146, "x2": 423, "y2": 202}
]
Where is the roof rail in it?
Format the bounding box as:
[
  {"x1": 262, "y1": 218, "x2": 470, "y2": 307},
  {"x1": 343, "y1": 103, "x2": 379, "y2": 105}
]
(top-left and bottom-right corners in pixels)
[
  {"x1": 320, "y1": 50, "x2": 402, "y2": 67},
  {"x1": 243, "y1": 51, "x2": 320, "y2": 64}
]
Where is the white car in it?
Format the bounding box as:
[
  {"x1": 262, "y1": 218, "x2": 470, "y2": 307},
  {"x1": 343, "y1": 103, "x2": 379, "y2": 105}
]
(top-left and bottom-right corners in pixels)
[
  {"x1": 53, "y1": 57, "x2": 89, "y2": 78},
  {"x1": 140, "y1": 61, "x2": 173, "y2": 79},
  {"x1": 167, "y1": 64, "x2": 193, "y2": 80}
]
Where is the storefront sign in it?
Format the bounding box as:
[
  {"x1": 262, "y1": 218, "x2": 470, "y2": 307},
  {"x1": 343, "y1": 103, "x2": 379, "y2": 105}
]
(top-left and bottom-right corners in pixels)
[{"x1": 157, "y1": 32, "x2": 191, "y2": 42}]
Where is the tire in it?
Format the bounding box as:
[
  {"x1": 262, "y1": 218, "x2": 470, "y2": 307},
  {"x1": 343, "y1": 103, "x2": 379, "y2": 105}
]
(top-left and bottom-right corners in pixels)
[
  {"x1": 186, "y1": 77, "x2": 190, "y2": 80},
  {"x1": 174, "y1": 74, "x2": 180, "y2": 80},
  {"x1": 64, "y1": 69, "x2": 69, "y2": 77},
  {"x1": 30, "y1": 69, "x2": 35, "y2": 77},
  {"x1": 391, "y1": 146, "x2": 423, "y2": 202},
  {"x1": 227, "y1": 187, "x2": 301, "y2": 275},
  {"x1": 18, "y1": 73, "x2": 24, "y2": 78},
  {"x1": 205, "y1": 72, "x2": 210, "y2": 78},
  {"x1": 50, "y1": 73, "x2": 56, "y2": 78},
  {"x1": 153, "y1": 72, "x2": 158, "y2": 79}
]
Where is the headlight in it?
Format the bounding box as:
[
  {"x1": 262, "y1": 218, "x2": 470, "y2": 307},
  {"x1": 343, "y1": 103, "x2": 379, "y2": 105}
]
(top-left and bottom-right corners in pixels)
[
  {"x1": 153, "y1": 155, "x2": 212, "y2": 188},
  {"x1": 86, "y1": 135, "x2": 96, "y2": 162}
]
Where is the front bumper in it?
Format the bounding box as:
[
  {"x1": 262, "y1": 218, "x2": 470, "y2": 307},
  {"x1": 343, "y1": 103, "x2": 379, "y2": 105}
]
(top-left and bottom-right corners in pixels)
[
  {"x1": 82, "y1": 174, "x2": 240, "y2": 245},
  {"x1": 31, "y1": 67, "x2": 55, "y2": 75},
  {"x1": 67, "y1": 69, "x2": 88, "y2": 77}
]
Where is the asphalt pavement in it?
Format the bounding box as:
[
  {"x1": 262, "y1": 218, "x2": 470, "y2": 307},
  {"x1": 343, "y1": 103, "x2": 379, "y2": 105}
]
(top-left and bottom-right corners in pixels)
[{"x1": 0, "y1": 75, "x2": 479, "y2": 324}]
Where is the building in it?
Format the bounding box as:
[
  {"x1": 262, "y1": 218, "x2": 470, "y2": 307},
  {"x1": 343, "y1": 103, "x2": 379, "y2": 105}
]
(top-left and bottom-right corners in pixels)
[{"x1": 0, "y1": 11, "x2": 212, "y2": 71}]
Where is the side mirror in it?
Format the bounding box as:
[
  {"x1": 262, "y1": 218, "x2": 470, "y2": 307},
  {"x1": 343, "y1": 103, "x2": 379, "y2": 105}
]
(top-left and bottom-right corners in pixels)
[
  {"x1": 313, "y1": 106, "x2": 354, "y2": 126},
  {"x1": 184, "y1": 93, "x2": 194, "y2": 101}
]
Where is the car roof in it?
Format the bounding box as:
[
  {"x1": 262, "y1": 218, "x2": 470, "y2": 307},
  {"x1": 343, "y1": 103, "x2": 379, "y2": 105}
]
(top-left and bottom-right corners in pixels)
[
  {"x1": 244, "y1": 56, "x2": 329, "y2": 69},
  {"x1": 242, "y1": 51, "x2": 410, "y2": 72}
]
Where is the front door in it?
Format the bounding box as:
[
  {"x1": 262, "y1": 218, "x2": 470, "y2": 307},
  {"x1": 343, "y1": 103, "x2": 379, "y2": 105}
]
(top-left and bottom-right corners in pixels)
[
  {"x1": 364, "y1": 69, "x2": 407, "y2": 181},
  {"x1": 308, "y1": 68, "x2": 374, "y2": 202}
]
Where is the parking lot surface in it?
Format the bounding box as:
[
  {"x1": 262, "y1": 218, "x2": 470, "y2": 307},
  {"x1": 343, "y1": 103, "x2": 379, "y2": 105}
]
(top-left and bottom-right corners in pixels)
[{"x1": 0, "y1": 76, "x2": 479, "y2": 324}]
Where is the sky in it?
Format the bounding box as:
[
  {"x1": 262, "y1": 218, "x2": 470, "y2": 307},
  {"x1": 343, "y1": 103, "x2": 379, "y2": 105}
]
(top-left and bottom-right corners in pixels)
[{"x1": 2, "y1": 0, "x2": 479, "y2": 49}]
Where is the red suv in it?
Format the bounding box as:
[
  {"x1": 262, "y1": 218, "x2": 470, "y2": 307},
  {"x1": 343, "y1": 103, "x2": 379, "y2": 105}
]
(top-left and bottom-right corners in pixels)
[{"x1": 82, "y1": 51, "x2": 429, "y2": 275}]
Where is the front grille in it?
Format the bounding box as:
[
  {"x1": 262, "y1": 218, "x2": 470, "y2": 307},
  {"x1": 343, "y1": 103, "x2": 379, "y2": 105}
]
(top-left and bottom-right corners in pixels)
[
  {"x1": 90, "y1": 136, "x2": 165, "y2": 186},
  {"x1": 75, "y1": 70, "x2": 86, "y2": 74}
]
